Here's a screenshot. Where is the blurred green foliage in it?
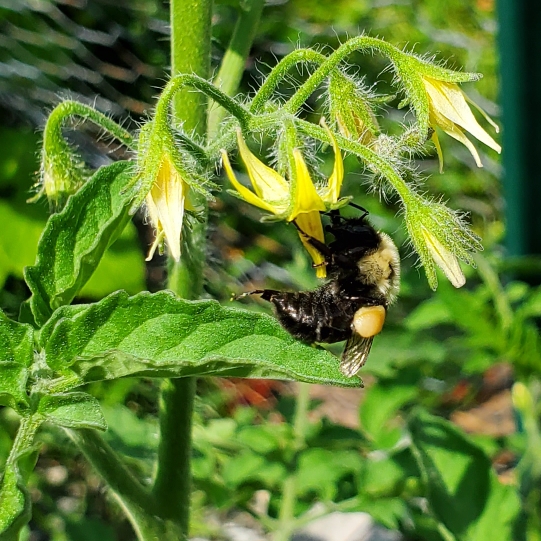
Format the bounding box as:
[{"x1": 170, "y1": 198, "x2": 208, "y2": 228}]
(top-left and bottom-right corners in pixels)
[{"x1": 1, "y1": 0, "x2": 540, "y2": 540}]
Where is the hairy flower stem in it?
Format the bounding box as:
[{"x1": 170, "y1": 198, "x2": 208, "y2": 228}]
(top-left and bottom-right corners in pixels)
[
  {"x1": 284, "y1": 37, "x2": 401, "y2": 114},
  {"x1": 44, "y1": 100, "x2": 136, "y2": 150},
  {"x1": 251, "y1": 48, "x2": 327, "y2": 113}
]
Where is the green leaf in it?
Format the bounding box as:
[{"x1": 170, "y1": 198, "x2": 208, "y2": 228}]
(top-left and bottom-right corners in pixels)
[
  {"x1": 0, "y1": 464, "x2": 31, "y2": 541},
  {"x1": 40, "y1": 290, "x2": 359, "y2": 387},
  {"x1": 24, "y1": 161, "x2": 136, "y2": 326},
  {"x1": 360, "y1": 377, "x2": 417, "y2": 447},
  {"x1": 0, "y1": 363, "x2": 29, "y2": 412},
  {"x1": 408, "y1": 409, "x2": 523, "y2": 541},
  {"x1": 0, "y1": 312, "x2": 34, "y2": 367},
  {"x1": 38, "y1": 392, "x2": 107, "y2": 430},
  {"x1": 296, "y1": 449, "x2": 360, "y2": 500},
  {"x1": 0, "y1": 314, "x2": 33, "y2": 412}
]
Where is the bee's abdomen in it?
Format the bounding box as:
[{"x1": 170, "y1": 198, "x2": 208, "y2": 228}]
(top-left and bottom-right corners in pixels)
[{"x1": 265, "y1": 289, "x2": 354, "y2": 344}]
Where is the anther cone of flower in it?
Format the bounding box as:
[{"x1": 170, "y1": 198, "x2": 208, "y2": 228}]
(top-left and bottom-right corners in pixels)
[
  {"x1": 393, "y1": 53, "x2": 500, "y2": 169},
  {"x1": 221, "y1": 124, "x2": 346, "y2": 278},
  {"x1": 405, "y1": 194, "x2": 483, "y2": 290}
]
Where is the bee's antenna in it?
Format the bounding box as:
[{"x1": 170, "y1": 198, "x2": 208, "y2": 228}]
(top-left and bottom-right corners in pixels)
[{"x1": 349, "y1": 202, "x2": 369, "y2": 218}]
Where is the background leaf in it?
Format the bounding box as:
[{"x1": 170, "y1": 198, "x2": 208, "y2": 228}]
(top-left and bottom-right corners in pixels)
[
  {"x1": 39, "y1": 290, "x2": 359, "y2": 387},
  {"x1": 23, "y1": 161, "x2": 136, "y2": 326},
  {"x1": 408, "y1": 409, "x2": 523, "y2": 541}
]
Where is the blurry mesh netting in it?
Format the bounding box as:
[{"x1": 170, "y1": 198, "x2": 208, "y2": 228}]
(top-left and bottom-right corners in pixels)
[{"x1": 0, "y1": 0, "x2": 171, "y2": 127}]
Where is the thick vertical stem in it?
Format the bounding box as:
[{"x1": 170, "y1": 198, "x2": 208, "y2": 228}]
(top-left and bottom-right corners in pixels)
[
  {"x1": 274, "y1": 382, "x2": 311, "y2": 541},
  {"x1": 207, "y1": 0, "x2": 265, "y2": 137},
  {"x1": 152, "y1": 0, "x2": 213, "y2": 534}
]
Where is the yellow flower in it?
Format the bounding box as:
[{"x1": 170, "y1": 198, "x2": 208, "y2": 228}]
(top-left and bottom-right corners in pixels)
[
  {"x1": 422, "y1": 76, "x2": 501, "y2": 170},
  {"x1": 420, "y1": 226, "x2": 465, "y2": 288},
  {"x1": 145, "y1": 153, "x2": 189, "y2": 262},
  {"x1": 221, "y1": 125, "x2": 344, "y2": 277}
]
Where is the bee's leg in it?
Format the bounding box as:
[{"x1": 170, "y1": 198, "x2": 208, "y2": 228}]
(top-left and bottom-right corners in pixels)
[
  {"x1": 292, "y1": 220, "x2": 333, "y2": 258},
  {"x1": 233, "y1": 289, "x2": 281, "y2": 302}
]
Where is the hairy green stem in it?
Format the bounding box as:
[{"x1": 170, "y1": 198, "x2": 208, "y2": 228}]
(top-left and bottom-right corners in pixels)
[
  {"x1": 156, "y1": 74, "x2": 252, "y2": 131},
  {"x1": 6, "y1": 415, "x2": 42, "y2": 468},
  {"x1": 251, "y1": 48, "x2": 327, "y2": 113},
  {"x1": 283, "y1": 37, "x2": 400, "y2": 114},
  {"x1": 45, "y1": 100, "x2": 135, "y2": 150},
  {"x1": 151, "y1": 0, "x2": 213, "y2": 536},
  {"x1": 208, "y1": 0, "x2": 265, "y2": 136}
]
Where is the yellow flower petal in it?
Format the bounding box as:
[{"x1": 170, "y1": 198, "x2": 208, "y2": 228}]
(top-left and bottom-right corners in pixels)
[
  {"x1": 145, "y1": 154, "x2": 187, "y2": 262},
  {"x1": 235, "y1": 129, "x2": 290, "y2": 203},
  {"x1": 295, "y1": 211, "x2": 327, "y2": 278},
  {"x1": 423, "y1": 77, "x2": 501, "y2": 154},
  {"x1": 288, "y1": 149, "x2": 326, "y2": 220},
  {"x1": 421, "y1": 226, "x2": 465, "y2": 288},
  {"x1": 432, "y1": 111, "x2": 484, "y2": 168},
  {"x1": 430, "y1": 129, "x2": 444, "y2": 173},
  {"x1": 319, "y1": 119, "x2": 344, "y2": 204},
  {"x1": 221, "y1": 150, "x2": 278, "y2": 214}
]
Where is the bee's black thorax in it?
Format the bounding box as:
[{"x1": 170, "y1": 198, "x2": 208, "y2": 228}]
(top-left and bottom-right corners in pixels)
[{"x1": 262, "y1": 271, "x2": 389, "y2": 344}]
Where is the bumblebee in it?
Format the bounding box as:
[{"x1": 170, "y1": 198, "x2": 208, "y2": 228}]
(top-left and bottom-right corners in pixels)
[{"x1": 239, "y1": 208, "x2": 400, "y2": 377}]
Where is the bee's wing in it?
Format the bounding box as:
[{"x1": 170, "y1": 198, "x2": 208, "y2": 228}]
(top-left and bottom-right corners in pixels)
[{"x1": 340, "y1": 333, "x2": 374, "y2": 377}]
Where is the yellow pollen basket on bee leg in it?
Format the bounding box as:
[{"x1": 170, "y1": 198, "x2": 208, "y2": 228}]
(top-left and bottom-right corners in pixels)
[{"x1": 352, "y1": 305, "x2": 386, "y2": 338}]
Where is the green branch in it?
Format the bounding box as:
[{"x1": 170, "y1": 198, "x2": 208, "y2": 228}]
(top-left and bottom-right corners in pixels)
[
  {"x1": 45, "y1": 100, "x2": 135, "y2": 150},
  {"x1": 283, "y1": 37, "x2": 401, "y2": 114},
  {"x1": 156, "y1": 74, "x2": 252, "y2": 132},
  {"x1": 251, "y1": 48, "x2": 328, "y2": 113}
]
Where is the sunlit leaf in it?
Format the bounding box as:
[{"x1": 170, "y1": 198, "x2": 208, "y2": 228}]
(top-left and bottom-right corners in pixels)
[
  {"x1": 39, "y1": 290, "x2": 359, "y2": 387},
  {"x1": 408, "y1": 409, "x2": 523, "y2": 541},
  {"x1": 24, "y1": 161, "x2": 136, "y2": 326}
]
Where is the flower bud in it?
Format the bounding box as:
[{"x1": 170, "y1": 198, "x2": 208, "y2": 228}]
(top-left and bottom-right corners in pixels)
[
  {"x1": 405, "y1": 193, "x2": 482, "y2": 289},
  {"x1": 392, "y1": 52, "x2": 500, "y2": 169},
  {"x1": 328, "y1": 72, "x2": 379, "y2": 145}
]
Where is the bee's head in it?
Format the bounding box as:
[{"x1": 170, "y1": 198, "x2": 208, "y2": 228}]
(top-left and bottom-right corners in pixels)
[{"x1": 326, "y1": 215, "x2": 380, "y2": 258}]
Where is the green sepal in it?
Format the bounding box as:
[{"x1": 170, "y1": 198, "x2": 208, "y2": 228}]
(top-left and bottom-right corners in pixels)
[
  {"x1": 40, "y1": 290, "x2": 360, "y2": 388},
  {"x1": 38, "y1": 392, "x2": 107, "y2": 431},
  {"x1": 23, "y1": 161, "x2": 136, "y2": 326},
  {"x1": 327, "y1": 196, "x2": 353, "y2": 211}
]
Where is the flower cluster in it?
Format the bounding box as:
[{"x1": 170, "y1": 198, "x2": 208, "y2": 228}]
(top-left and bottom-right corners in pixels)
[
  {"x1": 36, "y1": 38, "x2": 501, "y2": 292},
  {"x1": 221, "y1": 123, "x2": 345, "y2": 278}
]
